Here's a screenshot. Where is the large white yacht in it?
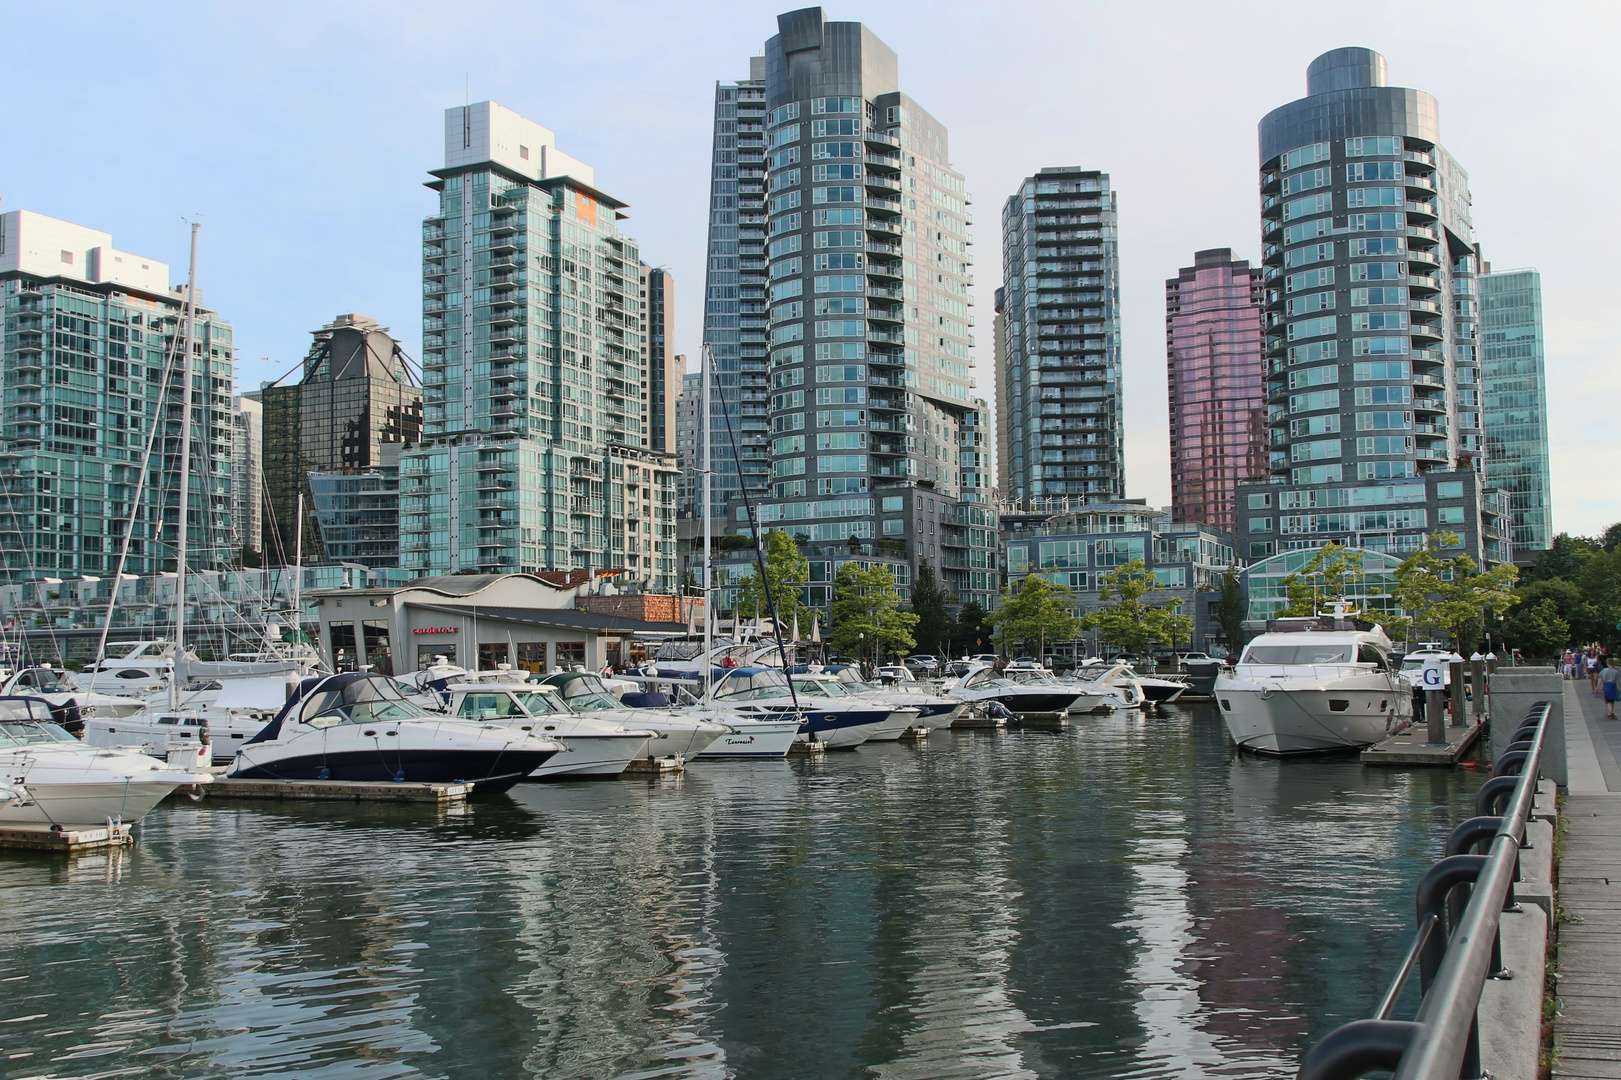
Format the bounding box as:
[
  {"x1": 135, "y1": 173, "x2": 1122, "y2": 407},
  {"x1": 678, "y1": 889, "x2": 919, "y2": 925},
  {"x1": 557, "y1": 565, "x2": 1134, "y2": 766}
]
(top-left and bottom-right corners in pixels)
[
  {"x1": 1215, "y1": 614, "x2": 1412, "y2": 755},
  {"x1": 946, "y1": 665, "x2": 1097, "y2": 717},
  {"x1": 0, "y1": 696, "x2": 212, "y2": 827},
  {"x1": 447, "y1": 683, "x2": 659, "y2": 779}
]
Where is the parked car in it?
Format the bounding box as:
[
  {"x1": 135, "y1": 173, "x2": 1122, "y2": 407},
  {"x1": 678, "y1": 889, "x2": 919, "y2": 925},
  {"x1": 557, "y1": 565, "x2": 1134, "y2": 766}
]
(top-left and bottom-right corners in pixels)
[
  {"x1": 903, "y1": 654, "x2": 940, "y2": 674},
  {"x1": 970, "y1": 654, "x2": 998, "y2": 666}
]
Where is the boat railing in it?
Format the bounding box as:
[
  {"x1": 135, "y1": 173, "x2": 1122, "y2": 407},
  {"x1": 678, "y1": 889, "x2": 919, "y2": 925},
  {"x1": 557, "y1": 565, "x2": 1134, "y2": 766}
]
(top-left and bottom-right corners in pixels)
[{"x1": 1296, "y1": 701, "x2": 1551, "y2": 1080}]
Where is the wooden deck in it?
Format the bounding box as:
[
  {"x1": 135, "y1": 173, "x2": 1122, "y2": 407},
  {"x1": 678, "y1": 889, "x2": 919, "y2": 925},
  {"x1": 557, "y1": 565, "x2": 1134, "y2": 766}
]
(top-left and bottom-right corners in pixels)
[
  {"x1": 1552, "y1": 682, "x2": 1621, "y2": 1078},
  {"x1": 0, "y1": 821, "x2": 135, "y2": 852},
  {"x1": 206, "y1": 778, "x2": 472, "y2": 804}
]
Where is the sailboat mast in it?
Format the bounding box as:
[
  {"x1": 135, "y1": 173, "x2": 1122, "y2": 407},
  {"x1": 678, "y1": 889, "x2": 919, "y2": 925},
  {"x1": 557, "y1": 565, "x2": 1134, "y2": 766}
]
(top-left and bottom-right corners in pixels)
[
  {"x1": 701, "y1": 344, "x2": 713, "y2": 705},
  {"x1": 293, "y1": 490, "x2": 304, "y2": 648},
  {"x1": 171, "y1": 223, "x2": 199, "y2": 714}
]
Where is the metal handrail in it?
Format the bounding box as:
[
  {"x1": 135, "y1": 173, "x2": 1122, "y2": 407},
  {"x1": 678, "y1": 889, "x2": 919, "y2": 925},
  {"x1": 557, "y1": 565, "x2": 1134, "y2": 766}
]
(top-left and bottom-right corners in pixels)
[{"x1": 1299, "y1": 701, "x2": 1551, "y2": 1080}]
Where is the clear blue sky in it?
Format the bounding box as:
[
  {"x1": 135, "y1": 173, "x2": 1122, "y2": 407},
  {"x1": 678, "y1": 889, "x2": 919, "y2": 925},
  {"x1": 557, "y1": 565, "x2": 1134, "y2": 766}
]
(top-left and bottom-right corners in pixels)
[{"x1": 5, "y1": 1, "x2": 1615, "y2": 536}]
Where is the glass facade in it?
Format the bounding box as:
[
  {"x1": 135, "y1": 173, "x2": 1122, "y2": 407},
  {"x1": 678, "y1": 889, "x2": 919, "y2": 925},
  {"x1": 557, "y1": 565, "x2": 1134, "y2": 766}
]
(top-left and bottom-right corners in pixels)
[
  {"x1": 1479, "y1": 268, "x2": 1552, "y2": 553},
  {"x1": 0, "y1": 210, "x2": 235, "y2": 581},
  {"x1": 1242, "y1": 548, "x2": 1404, "y2": 626},
  {"x1": 310, "y1": 466, "x2": 402, "y2": 568},
  {"x1": 1165, "y1": 249, "x2": 1265, "y2": 533},
  {"x1": 699, "y1": 66, "x2": 769, "y2": 519},
  {"x1": 719, "y1": 9, "x2": 994, "y2": 609},
  {"x1": 1236, "y1": 48, "x2": 1511, "y2": 566},
  {"x1": 261, "y1": 314, "x2": 421, "y2": 565},
  {"x1": 402, "y1": 103, "x2": 678, "y2": 588},
  {"x1": 999, "y1": 168, "x2": 1123, "y2": 504}
]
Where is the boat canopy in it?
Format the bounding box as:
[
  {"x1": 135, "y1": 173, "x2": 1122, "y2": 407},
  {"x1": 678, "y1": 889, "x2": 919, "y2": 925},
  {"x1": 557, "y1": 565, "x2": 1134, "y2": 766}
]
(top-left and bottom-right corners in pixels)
[
  {"x1": 248, "y1": 673, "x2": 432, "y2": 743},
  {"x1": 712, "y1": 667, "x2": 791, "y2": 701},
  {"x1": 0, "y1": 696, "x2": 59, "y2": 723},
  {"x1": 531, "y1": 672, "x2": 623, "y2": 711}
]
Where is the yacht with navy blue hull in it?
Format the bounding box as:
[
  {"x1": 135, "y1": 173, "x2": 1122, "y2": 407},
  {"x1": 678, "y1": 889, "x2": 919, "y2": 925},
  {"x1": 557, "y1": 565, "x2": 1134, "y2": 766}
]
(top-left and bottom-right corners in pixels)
[{"x1": 229, "y1": 674, "x2": 563, "y2": 792}]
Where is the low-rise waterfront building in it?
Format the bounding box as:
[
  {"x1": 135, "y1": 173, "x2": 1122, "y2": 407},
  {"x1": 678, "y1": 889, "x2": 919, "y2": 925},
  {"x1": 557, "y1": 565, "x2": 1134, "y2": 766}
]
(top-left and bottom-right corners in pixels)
[
  {"x1": 1001, "y1": 500, "x2": 1237, "y2": 657},
  {"x1": 306, "y1": 571, "x2": 697, "y2": 674}
]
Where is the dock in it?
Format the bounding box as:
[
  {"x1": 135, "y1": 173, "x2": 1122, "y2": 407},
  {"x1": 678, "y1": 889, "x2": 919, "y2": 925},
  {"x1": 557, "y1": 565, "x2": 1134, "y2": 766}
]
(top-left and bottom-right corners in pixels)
[
  {"x1": 1011, "y1": 711, "x2": 1069, "y2": 729},
  {"x1": 1552, "y1": 681, "x2": 1621, "y2": 1079},
  {"x1": 0, "y1": 821, "x2": 135, "y2": 853},
  {"x1": 206, "y1": 777, "x2": 472, "y2": 804},
  {"x1": 1360, "y1": 720, "x2": 1484, "y2": 765}
]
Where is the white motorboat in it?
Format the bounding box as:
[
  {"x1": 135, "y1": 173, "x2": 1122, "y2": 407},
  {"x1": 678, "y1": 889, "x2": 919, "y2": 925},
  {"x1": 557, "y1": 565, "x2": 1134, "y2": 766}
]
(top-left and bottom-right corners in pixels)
[
  {"x1": 447, "y1": 683, "x2": 659, "y2": 779},
  {"x1": 229, "y1": 673, "x2": 562, "y2": 791},
  {"x1": 1398, "y1": 644, "x2": 1455, "y2": 688},
  {"x1": 81, "y1": 674, "x2": 292, "y2": 765},
  {"x1": 0, "y1": 665, "x2": 148, "y2": 728},
  {"x1": 703, "y1": 667, "x2": 892, "y2": 749},
  {"x1": 0, "y1": 696, "x2": 212, "y2": 827},
  {"x1": 79, "y1": 640, "x2": 177, "y2": 695},
  {"x1": 833, "y1": 665, "x2": 964, "y2": 732},
  {"x1": 530, "y1": 672, "x2": 730, "y2": 759},
  {"x1": 786, "y1": 671, "x2": 920, "y2": 741},
  {"x1": 947, "y1": 665, "x2": 1095, "y2": 717},
  {"x1": 1215, "y1": 615, "x2": 1413, "y2": 755},
  {"x1": 1061, "y1": 663, "x2": 1143, "y2": 711}
]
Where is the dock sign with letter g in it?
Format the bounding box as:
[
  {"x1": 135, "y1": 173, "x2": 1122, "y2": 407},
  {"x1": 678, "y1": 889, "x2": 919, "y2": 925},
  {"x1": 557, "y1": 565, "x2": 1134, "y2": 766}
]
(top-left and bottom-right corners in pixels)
[{"x1": 1420, "y1": 660, "x2": 1445, "y2": 690}]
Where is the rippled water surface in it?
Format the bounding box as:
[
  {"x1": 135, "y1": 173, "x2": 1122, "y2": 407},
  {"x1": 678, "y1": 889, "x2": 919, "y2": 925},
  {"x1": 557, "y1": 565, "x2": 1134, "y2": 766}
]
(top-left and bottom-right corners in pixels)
[{"x1": 0, "y1": 705, "x2": 1482, "y2": 1079}]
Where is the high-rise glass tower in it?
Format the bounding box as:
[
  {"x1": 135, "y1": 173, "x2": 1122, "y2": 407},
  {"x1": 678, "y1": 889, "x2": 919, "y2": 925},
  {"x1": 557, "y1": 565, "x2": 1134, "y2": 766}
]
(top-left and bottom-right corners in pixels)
[
  {"x1": 0, "y1": 209, "x2": 236, "y2": 580},
  {"x1": 998, "y1": 167, "x2": 1122, "y2": 505},
  {"x1": 1235, "y1": 48, "x2": 1510, "y2": 566},
  {"x1": 699, "y1": 59, "x2": 770, "y2": 520},
  {"x1": 1479, "y1": 267, "x2": 1552, "y2": 554},
  {"x1": 261, "y1": 314, "x2": 421, "y2": 564},
  {"x1": 402, "y1": 102, "x2": 679, "y2": 588},
  {"x1": 712, "y1": 7, "x2": 998, "y2": 609},
  {"x1": 638, "y1": 265, "x2": 681, "y2": 457},
  {"x1": 1165, "y1": 248, "x2": 1265, "y2": 534}
]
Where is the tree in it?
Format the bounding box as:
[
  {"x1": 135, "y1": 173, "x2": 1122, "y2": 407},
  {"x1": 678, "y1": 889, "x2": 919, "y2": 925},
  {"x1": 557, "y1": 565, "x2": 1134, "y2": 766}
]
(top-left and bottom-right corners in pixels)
[
  {"x1": 990, "y1": 574, "x2": 1082, "y2": 656},
  {"x1": 828, "y1": 563, "x2": 917, "y2": 661},
  {"x1": 1576, "y1": 545, "x2": 1621, "y2": 649},
  {"x1": 1522, "y1": 533, "x2": 1601, "y2": 584},
  {"x1": 1601, "y1": 522, "x2": 1621, "y2": 554},
  {"x1": 1513, "y1": 578, "x2": 1603, "y2": 648},
  {"x1": 735, "y1": 529, "x2": 810, "y2": 629},
  {"x1": 1213, "y1": 566, "x2": 1247, "y2": 653},
  {"x1": 1078, "y1": 559, "x2": 1193, "y2": 655},
  {"x1": 1391, "y1": 532, "x2": 1520, "y2": 653},
  {"x1": 909, "y1": 559, "x2": 952, "y2": 654},
  {"x1": 951, "y1": 600, "x2": 992, "y2": 656},
  {"x1": 1502, "y1": 597, "x2": 1570, "y2": 660},
  {"x1": 1277, "y1": 543, "x2": 1366, "y2": 617}
]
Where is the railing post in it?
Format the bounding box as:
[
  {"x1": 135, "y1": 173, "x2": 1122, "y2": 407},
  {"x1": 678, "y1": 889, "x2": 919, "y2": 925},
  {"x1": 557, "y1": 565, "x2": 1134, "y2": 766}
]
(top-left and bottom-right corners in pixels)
[{"x1": 1296, "y1": 1020, "x2": 1420, "y2": 1080}]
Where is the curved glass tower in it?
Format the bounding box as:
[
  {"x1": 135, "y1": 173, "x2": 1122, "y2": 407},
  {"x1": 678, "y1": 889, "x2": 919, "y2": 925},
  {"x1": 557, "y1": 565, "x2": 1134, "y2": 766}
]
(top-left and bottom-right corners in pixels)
[{"x1": 1237, "y1": 48, "x2": 1510, "y2": 566}]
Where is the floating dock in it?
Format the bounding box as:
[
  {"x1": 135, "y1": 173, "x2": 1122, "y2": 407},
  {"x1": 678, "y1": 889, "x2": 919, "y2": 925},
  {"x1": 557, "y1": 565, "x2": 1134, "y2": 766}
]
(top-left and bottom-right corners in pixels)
[
  {"x1": 0, "y1": 821, "x2": 135, "y2": 853},
  {"x1": 1012, "y1": 711, "x2": 1070, "y2": 729},
  {"x1": 206, "y1": 778, "x2": 472, "y2": 804},
  {"x1": 1360, "y1": 721, "x2": 1484, "y2": 766}
]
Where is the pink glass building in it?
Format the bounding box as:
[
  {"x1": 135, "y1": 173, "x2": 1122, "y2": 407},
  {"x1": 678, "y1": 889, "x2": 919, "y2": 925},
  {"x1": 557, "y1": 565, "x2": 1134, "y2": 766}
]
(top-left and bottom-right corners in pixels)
[{"x1": 1165, "y1": 249, "x2": 1266, "y2": 534}]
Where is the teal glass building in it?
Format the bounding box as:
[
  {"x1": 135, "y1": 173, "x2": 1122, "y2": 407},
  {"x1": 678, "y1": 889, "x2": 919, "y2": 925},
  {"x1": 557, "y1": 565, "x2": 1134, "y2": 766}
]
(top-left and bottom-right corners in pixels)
[
  {"x1": 0, "y1": 210, "x2": 236, "y2": 581},
  {"x1": 1479, "y1": 268, "x2": 1552, "y2": 553}
]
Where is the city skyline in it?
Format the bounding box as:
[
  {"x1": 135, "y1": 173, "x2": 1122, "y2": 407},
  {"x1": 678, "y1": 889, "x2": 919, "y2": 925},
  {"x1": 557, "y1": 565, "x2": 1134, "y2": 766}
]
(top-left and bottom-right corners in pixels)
[{"x1": 2, "y1": 1, "x2": 1612, "y2": 535}]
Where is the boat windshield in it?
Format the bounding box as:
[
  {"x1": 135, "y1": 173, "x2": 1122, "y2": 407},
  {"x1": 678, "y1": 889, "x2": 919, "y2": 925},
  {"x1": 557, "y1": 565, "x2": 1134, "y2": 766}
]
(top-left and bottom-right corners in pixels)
[
  {"x1": 713, "y1": 670, "x2": 792, "y2": 702},
  {"x1": 514, "y1": 691, "x2": 568, "y2": 716},
  {"x1": 457, "y1": 692, "x2": 530, "y2": 721},
  {"x1": 653, "y1": 641, "x2": 705, "y2": 661},
  {"x1": 299, "y1": 676, "x2": 435, "y2": 727},
  {"x1": 12, "y1": 668, "x2": 69, "y2": 693},
  {"x1": 793, "y1": 678, "x2": 849, "y2": 698},
  {"x1": 0, "y1": 720, "x2": 80, "y2": 746},
  {"x1": 1243, "y1": 644, "x2": 1354, "y2": 666}
]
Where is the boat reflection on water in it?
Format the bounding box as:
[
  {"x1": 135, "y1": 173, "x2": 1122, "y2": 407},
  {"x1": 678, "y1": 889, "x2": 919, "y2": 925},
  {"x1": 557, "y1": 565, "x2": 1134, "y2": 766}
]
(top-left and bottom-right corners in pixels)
[{"x1": 0, "y1": 704, "x2": 1484, "y2": 1079}]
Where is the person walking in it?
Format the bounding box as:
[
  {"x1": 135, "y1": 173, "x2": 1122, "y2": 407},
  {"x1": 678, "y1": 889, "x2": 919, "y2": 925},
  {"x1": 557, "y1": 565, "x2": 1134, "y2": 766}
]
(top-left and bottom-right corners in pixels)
[
  {"x1": 1590, "y1": 649, "x2": 1603, "y2": 693},
  {"x1": 1602, "y1": 658, "x2": 1620, "y2": 720}
]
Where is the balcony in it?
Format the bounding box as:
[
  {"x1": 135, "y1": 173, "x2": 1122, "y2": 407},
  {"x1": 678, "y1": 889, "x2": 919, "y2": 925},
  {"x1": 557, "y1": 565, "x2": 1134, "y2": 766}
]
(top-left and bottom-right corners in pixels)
[
  {"x1": 868, "y1": 329, "x2": 905, "y2": 345},
  {"x1": 1404, "y1": 149, "x2": 1436, "y2": 166},
  {"x1": 866, "y1": 305, "x2": 903, "y2": 325},
  {"x1": 864, "y1": 152, "x2": 902, "y2": 171},
  {"x1": 1413, "y1": 396, "x2": 1446, "y2": 413},
  {"x1": 865, "y1": 219, "x2": 901, "y2": 238},
  {"x1": 867, "y1": 284, "x2": 904, "y2": 300},
  {"x1": 1410, "y1": 322, "x2": 1444, "y2": 342},
  {"x1": 863, "y1": 174, "x2": 902, "y2": 193},
  {"x1": 867, "y1": 240, "x2": 902, "y2": 257},
  {"x1": 1405, "y1": 175, "x2": 1436, "y2": 193},
  {"x1": 1415, "y1": 447, "x2": 1448, "y2": 462},
  {"x1": 1405, "y1": 200, "x2": 1438, "y2": 219},
  {"x1": 863, "y1": 130, "x2": 900, "y2": 150},
  {"x1": 1408, "y1": 273, "x2": 1442, "y2": 294},
  {"x1": 475, "y1": 476, "x2": 516, "y2": 491},
  {"x1": 865, "y1": 196, "x2": 902, "y2": 215},
  {"x1": 1406, "y1": 248, "x2": 1439, "y2": 267},
  {"x1": 866, "y1": 258, "x2": 903, "y2": 281},
  {"x1": 1407, "y1": 224, "x2": 1439, "y2": 242},
  {"x1": 1413, "y1": 372, "x2": 1445, "y2": 389}
]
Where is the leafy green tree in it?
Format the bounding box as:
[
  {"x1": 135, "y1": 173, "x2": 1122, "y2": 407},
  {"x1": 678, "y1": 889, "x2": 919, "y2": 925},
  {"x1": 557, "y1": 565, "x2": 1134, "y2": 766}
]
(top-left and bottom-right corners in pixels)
[
  {"x1": 951, "y1": 600, "x2": 992, "y2": 656},
  {"x1": 1601, "y1": 522, "x2": 1621, "y2": 554},
  {"x1": 1213, "y1": 566, "x2": 1247, "y2": 653},
  {"x1": 736, "y1": 529, "x2": 810, "y2": 629},
  {"x1": 991, "y1": 574, "x2": 1082, "y2": 656},
  {"x1": 909, "y1": 559, "x2": 952, "y2": 654},
  {"x1": 1277, "y1": 543, "x2": 1367, "y2": 617},
  {"x1": 1522, "y1": 533, "x2": 1601, "y2": 584},
  {"x1": 1392, "y1": 532, "x2": 1520, "y2": 653},
  {"x1": 1502, "y1": 597, "x2": 1570, "y2": 660},
  {"x1": 829, "y1": 563, "x2": 917, "y2": 661},
  {"x1": 1576, "y1": 545, "x2": 1621, "y2": 648},
  {"x1": 1511, "y1": 578, "x2": 1600, "y2": 647},
  {"x1": 1079, "y1": 559, "x2": 1193, "y2": 654}
]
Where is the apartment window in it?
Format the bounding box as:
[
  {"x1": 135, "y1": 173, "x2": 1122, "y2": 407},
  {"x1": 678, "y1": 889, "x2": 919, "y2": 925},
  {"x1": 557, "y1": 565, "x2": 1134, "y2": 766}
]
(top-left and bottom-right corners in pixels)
[
  {"x1": 1282, "y1": 142, "x2": 1331, "y2": 170},
  {"x1": 1246, "y1": 493, "x2": 1272, "y2": 510},
  {"x1": 1345, "y1": 136, "x2": 1402, "y2": 157},
  {"x1": 815, "y1": 275, "x2": 863, "y2": 293},
  {"x1": 773, "y1": 457, "x2": 807, "y2": 477},
  {"x1": 815, "y1": 364, "x2": 864, "y2": 383},
  {"x1": 813, "y1": 186, "x2": 860, "y2": 204},
  {"x1": 1355, "y1": 411, "x2": 1412, "y2": 431},
  {"x1": 881, "y1": 496, "x2": 903, "y2": 511},
  {"x1": 1436, "y1": 481, "x2": 1465, "y2": 498},
  {"x1": 883, "y1": 519, "x2": 904, "y2": 535},
  {"x1": 1352, "y1": 361, "x2": 1410, "y2": 380},
  {"x1": 1037, "y1": 540, "x2": 1087, "y2": 568},
  {"x1": 1438, "y1": 507, "x2": 1466, "y2": 524}
]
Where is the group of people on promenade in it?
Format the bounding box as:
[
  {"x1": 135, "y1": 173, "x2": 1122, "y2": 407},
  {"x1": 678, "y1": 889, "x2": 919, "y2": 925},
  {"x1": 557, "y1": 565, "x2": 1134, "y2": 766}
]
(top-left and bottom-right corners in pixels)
[{"x1": 1566, "y1": 646, "x2": 1621, "y2": 719}]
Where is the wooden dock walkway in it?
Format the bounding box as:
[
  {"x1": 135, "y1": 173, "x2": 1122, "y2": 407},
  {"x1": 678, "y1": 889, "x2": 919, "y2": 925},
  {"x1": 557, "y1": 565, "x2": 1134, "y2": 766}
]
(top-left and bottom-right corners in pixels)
[{"x1": 1552, "y1": 681, "x2": 1621, "y2": 1078}]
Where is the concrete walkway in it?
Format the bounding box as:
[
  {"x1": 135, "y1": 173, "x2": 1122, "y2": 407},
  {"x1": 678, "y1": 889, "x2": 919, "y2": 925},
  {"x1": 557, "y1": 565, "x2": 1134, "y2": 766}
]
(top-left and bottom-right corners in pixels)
[{"x1": 1552, "y1": 681, "x2": 1621, "y2": 1078}]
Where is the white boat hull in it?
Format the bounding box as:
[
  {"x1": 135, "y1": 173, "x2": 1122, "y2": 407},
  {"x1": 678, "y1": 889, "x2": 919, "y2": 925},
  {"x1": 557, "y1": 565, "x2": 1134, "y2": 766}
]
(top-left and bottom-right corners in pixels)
[
  {"x1": 695, "y1": 720, "x2": 800, "y2": 758},
  {"x1": 0, "y1": 777, "x2": 191, "y2": 826},
  {"x1": 1216, "y1": 676, "x2": 1409, "y2": 755},
  {"x1": 528, "y1": 733, "x2": 651, "y2": 779}
]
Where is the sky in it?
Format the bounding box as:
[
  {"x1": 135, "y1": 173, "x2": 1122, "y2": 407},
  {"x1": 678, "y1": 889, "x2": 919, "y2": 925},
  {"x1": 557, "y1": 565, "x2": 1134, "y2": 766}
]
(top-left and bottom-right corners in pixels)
[{"x1": 4, "y1": 1, "x2": 1617, "y2": 538}]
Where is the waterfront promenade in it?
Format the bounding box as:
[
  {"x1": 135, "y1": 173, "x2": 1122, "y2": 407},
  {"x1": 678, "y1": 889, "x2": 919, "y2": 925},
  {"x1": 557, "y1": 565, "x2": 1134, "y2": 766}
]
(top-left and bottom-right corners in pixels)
[{"x1": 1554, "y1": 681, "x2": 1621, "y2": 1078}]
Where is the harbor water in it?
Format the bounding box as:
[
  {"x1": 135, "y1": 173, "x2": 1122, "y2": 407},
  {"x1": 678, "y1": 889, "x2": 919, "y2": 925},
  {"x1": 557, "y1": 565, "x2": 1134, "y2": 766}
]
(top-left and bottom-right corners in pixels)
[{"x1": 0, "y1": 703, "x2": 1481, "y2": 1079}]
